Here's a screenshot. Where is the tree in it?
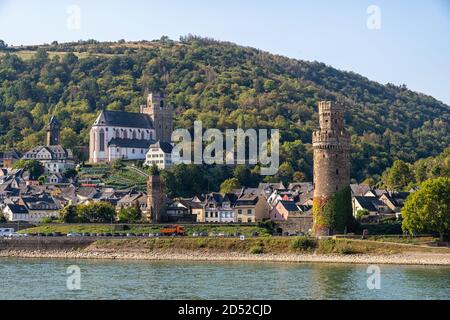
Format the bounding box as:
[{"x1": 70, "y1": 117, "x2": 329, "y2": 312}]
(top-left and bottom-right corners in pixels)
[
  {"x1": 402, "y1": 177, "x2": 450, "y2": 241},
  {"x1": 0, "y1": 213, "x2": 7, "y2": 223},
  {"x1": 77, "y1": 202, "x2": 116, "y2": 223},
  {"x1": 0, "y1": 40, "x2": 7, "y2": 50},
  {"x1": 60, "y1": 127, "x2": 79, "y2": 149},
  {"x1": 220, "y1": 178, "x2": 241, "y2": 193},
  {"x1": 356, "y1": 209, "x2": 369, "y2": 221},
  {"x1": 383, "y1": 160, "x2": 415, "y2": 191},
  {"x1": 59, "y1": 204, "x2": 79, "y2": 223},
  {"x1": 112, "y1": 158, "x2": 125, "y2": 170},
  {"x1": 117, "y1": 203, "x2": 142, "y2": 223},
  {"x1": 13, "y1": 159, "x2": 44, "y2": 179}
]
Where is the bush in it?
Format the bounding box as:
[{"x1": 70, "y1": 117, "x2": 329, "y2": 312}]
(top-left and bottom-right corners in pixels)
[
  {"x1": 0, "y1": 213, "x2": 7, "y2": 223},
  {"x1": 317, "y1": 239, "x2": 337, "y2": 253},
  {"x1": 249, "y1": 245, "x2": 264, "y2": 254},
  {"x1": 40, "y1": 217, "x2": 55, "y2": 224},
  {"x1": 290, "y1": 236, "x2": 316, "y2": 251}
]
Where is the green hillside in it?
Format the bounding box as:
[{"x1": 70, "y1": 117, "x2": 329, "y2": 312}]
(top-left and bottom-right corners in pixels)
[{"x1": 0, "y1": 36, "x2": 449, "y2": 181}]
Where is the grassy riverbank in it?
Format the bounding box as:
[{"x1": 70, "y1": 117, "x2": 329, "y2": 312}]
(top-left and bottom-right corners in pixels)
[
  {"x1": 89, "y1": 237, "x2": 449, "y2": 255},
  {"x1": 18, "y1": 224, "x2": 270, "y2": 237}
]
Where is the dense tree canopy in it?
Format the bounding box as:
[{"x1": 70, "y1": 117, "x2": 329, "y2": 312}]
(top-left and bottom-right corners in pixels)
[
  {"x1": 402, "y1": 178, "x2": 450, "y2": 241},
  {"x1": 1, "y1": 37, "x2": 449, "y2": 182}
]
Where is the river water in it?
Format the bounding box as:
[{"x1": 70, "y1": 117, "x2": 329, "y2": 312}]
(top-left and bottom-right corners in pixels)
[{"x1": 0, "y1": 258, "x2": 449, "y2": 300}]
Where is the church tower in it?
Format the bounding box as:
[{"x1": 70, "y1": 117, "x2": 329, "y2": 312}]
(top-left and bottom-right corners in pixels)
[
  {"x1": 312, "y1": 101, "x2": 351, "y2": 236},
  {"x1": 147, "y1": 173, "x2": 167, "y2": 223},
  {"x1": 141, "y1": 92, "x2": 173, "y2": 143},
  {"x1": 46, "y1": 116, "x2": 60, "y2": 146}
]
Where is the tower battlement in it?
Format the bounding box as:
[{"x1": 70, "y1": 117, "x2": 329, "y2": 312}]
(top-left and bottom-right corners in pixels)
[{"x1": 318, "y1": 101, "x2": 344, "y2": 114}]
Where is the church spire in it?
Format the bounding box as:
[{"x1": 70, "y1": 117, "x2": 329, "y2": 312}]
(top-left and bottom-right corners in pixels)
[{"x1": 47, "y1": 116, "x2": 60, "y2": 146}]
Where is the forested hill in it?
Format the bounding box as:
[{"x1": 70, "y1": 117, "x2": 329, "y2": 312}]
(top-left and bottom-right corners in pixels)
[{"x1": 0, "y1": 36, "x2": 449, "y2": 181}]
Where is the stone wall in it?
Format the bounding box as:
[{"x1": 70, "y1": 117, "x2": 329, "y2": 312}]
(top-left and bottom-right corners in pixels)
[{"x1": 0, "y1": 238, "x2": 95, "y2": 251}]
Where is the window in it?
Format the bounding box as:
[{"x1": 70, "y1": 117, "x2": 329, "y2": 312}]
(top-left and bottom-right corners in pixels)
[
  {"x1": 132, "y1": 131, "x2": 137, "y2": 139},
  {"x1": 336, "y1": 169, "x2": 339, "y2": 175},
  {"x1": 247, "y1": 209, "x2": 252, "y2": 215},
  {"x1": 99, "y1": 129, "x2": 105, "y2": 151},
  {"x1": 238, "y1": 209, "x2": 242, "y2": 215}
]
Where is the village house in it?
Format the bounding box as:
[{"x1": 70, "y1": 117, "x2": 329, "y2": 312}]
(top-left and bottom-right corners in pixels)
[
  {"x1": 0, "y1": 150, "x2": 20, "y2": 168},
  {"x1": 16, "y1": 195, "x2": 60, "y2": 222},
  {"x1": 270, "y1": 200, "x2": 302, "y2": 221},
  {"x1": 166, "y1": 200, "x2": 197, "y2": 223},
  {"x1": 144, "y1": 141, "x2": 175, "y2": 170},
  {"x1": 204, "y1": 193, "x2": 236, "y2": 223},
  {"x1": 378, "y1": 192, "x2": 410, "y2": 218},
  {"x1": 234, "y1": 191, "x2": 269, "y2": 223},
  {"x1": 116, "y1": 191, "x2": 148, "y2": 212},
  {"x1": 2, "y1": 203, "x2": 29, "y2": 222}
]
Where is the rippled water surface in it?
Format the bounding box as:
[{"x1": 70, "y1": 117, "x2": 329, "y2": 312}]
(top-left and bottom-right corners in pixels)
[{"x1": 0, "y1": 258, "x2": 449, "y2": 300}]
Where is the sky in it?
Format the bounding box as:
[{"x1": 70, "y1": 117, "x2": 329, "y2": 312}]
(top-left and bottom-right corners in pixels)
[{"x1": 1, "y1": 0, "x2": 449, "y2": 105}]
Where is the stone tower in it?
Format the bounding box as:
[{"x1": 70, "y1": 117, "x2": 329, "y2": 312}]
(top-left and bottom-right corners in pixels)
[
  {"x1": 312, "y1": 101, "x2": 351, "y2": 236},
  {"x1": 141, "y1": 92, "x2": 173, "y2": 143},
  {"x1": 147, "y1": 174, "x2": 167, "y2": 223},
  {"x1": 46, "y1": 116, "x2": 60, "y2": 146}
]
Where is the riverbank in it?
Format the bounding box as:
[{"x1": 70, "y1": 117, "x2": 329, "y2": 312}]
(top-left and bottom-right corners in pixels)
[
  {"x1": 1, "y1": 237, "x2": 449, "y2": 266},
  {"x1": 1, "y1": 248, "x2": 450, "y2": 266}
]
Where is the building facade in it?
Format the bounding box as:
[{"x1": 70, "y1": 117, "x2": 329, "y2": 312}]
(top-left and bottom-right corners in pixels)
[
  {"x1": 312, "y1": 101, "x2": 351, "y2": 236},
  {"x1": 144, "y1": 141, "x2": 174, "y2": 169}
]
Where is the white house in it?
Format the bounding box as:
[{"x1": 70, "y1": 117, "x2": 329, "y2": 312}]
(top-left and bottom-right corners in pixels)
[
  {"x1": 144, "y1": 141, "x2": 175, "y2": 170},
  {"x1": 23, "y1": 145, "x2": 75, "y2": 174},
  {"x1": 2, "y1": 203, "x2": 29, "y2": 222}
]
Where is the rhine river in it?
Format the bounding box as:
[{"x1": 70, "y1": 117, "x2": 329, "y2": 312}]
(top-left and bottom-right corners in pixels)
[{"x1": 0, "y1": 258, "x2": 449, "y2": 300}]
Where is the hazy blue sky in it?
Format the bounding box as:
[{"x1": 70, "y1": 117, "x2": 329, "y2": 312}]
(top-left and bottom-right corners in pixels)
[{"x1": 1, "y1": 0, "x2": 449, "y2": 104}]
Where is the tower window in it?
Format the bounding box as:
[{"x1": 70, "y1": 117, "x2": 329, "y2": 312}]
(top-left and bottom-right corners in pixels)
[
  {"x1": 160, "y1": 101, "x2": 164, "y2": 109},
  {"x1": 336, "y1": 169, "x2": 339, "y2": 175}
]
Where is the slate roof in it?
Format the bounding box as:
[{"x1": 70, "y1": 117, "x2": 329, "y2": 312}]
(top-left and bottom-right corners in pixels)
[
  {"x1": 95, "y1": 111, "x2": 153, "y2": 129},
  {"x1": 354, "y1": 196, "x2": 385, "y2": 212},
  {"x1": 6, "y1": 204, "x2": 28, "y2": 214},
  {"x1": 279, "y1": 200, "x2": 301, "y2": 212},
  {"x1": 108, "y1": 138, "x2": 155, "y2": 149},
  {"x1": 149, "y1": 141, "x2": 173, "y2": 153}
]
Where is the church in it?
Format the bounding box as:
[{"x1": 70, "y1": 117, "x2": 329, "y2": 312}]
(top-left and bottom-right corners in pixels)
[{"x1": 89, "y1": 92, "x2": 173, "y2": 163}]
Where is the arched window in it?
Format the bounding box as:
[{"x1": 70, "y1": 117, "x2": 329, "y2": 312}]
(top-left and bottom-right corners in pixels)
[
  {"x1": 141, "y1": 132, "x2": 145, "y2": 140},
  {"x1": 115, "y1": 129, "x2": 120, "y2": 139},
  {"x1": 124, "y1": 130, "x2": 128, "y2": 139},
  {"x1": 99, "y1": 129, "x2": 105, "y2": 152},
  {"x1": 160, "y1": 100, "x2": 164, "y2": 109},
  {"x1": 132, "y1": 131, "x2": 137, "y2": 139}
]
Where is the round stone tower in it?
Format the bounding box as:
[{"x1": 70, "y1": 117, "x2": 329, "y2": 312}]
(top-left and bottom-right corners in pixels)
[{"x1": 312, "y1": 101, "x2": 351, "y2": 236}]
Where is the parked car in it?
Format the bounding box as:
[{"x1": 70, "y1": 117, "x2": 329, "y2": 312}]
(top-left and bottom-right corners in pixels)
[
  {"x1": 67, "y1": 233, "x2": 82, "y2": 237},
  {"x1": 192, "y1": 232, "x2": 199, "y2": 237},
  {"x1": 199, "y1": 232, "x2": 208, "y2": 237}
]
